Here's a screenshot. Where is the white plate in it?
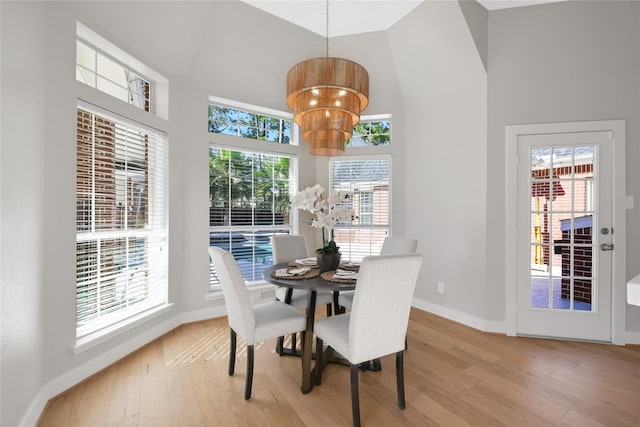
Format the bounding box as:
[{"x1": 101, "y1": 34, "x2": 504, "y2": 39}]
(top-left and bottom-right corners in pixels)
[{"x1": 335, "y1": 269, "x2": 356, "y2": 276}]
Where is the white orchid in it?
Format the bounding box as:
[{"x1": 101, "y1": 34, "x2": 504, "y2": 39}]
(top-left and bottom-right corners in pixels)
[{"x1": 291, "y1": 185, "x2": 354, "y2": 253}]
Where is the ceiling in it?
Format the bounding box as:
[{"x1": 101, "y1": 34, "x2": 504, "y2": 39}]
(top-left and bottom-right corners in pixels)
[{"x1": 242, "y1": 0, "x2": 564, "y2": 37}]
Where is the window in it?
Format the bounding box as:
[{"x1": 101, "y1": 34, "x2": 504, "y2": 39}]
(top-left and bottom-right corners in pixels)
[
  {"x1": 208, "y1": 98, "x2": 296, "y2": 289},
  {"x1": 209, "y1": 147, "x2": 296, "y2": 288},
  {"x1": 75, "y1": 23, "x2": 169, "y2": 346},
  {"x1": 76, "y1": 105, "x2": 168, "y2": 340},
  {"x1": 330, "y1": 157, "x2": 392, "y2": 261},
  {"x1": 208, "y1": 103, "x2": 291, "y2": 144},
  {"x1": 347, "y1": 117, "x2": 391, "y2": 147},
  {"x1": 76, "y1": 40, "x2": 151, "y2": 111}
]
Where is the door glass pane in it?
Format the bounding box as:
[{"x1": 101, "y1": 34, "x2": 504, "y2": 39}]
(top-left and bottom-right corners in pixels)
[
  {"x1": 574, "y1": 278, "x2": 593, "y2": 311},
  {"x1": 552, "y1": 276, "x2": 568, "y2": 310},
  {"x1": 530, "y1": 275, "x2": 550, "y2": 308},
  {"x1": 529, "y1": 145, "x2": 594, "y2": 312}
]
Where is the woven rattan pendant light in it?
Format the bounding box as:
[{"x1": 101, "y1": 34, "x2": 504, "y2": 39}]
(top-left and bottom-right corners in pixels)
[{"x1": 286, "y1": 0, "x2": 369, "y2": 156}]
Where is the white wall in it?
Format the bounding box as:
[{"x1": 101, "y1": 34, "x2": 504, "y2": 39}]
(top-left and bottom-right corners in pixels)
[
  {"x1": 487, "y1": 1, "x2": 640, "y2": 331},
  {"x1": 387, "y1": 1, "x2": 490, "y2": 325},
  {"x1": 4, "y1": 1, "x2": 640, "y2": 425},
  {"x1": 311, "y1": 29, "x2": 407, "y2": 241},
  {"x1": 0, "y1": 1, "x2": 406, "y2": 425},
  {"x1": 1, "y1": 3, "x2": 47, "y2": 425}
]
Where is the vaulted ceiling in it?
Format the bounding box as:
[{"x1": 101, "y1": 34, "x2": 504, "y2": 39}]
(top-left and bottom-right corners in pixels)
[{"x1": 242, "y1": 0, "x2": 565, "y2": 37}]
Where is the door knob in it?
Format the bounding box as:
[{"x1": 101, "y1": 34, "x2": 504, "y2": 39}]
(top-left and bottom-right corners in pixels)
[{"x1": 600, "y1": 243, "x2": 614, "y2": 251}]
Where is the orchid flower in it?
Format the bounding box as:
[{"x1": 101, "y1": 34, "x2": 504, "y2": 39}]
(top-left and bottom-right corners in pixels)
[{"x1": 291, "y1": 184, "x2": 355, "y2": 253}]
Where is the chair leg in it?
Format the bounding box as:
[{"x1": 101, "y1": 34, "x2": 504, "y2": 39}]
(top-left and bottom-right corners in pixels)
[
  {"x1": 396, "y1": 351, "x2": 405, "y2": 409},
  {"x1": 350, "y1": 364, "x2": 361, "y2": 427},
  {"x1": 371, "y1": 358, "x2": 382, "y2": 371},
  {"x1": 333, "y1": 292, "x2": 342, "y2": 314},
  {"x1": 245, "y1": 345, "x2": 254, "y2": 400},
  {"x1": 315, "y1": 337, "x2": 323, "y2": 385},
  {"x1": 292, "y1": 332, "x2": 297, "y2": 351},
  {"x1": 277, "y1": 288, "x2": 295, "y2": 355},
  {"x1": 276, "y1": 336, "x2": 284, "y2": 355},
  {"x1": 229, "y1": 328, "x2": 236, "y2": 375},
  {"x1": 326, "y1": 302, "x2": 333, "y2": 317},
  {"x1": 359, "y1": 358, "x2": 381, "y2": 371}
]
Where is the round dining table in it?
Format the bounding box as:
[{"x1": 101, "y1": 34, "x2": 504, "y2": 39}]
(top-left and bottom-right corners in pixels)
[{"x1": 262, "y1": 263, "x2": 356, "y2": 393}]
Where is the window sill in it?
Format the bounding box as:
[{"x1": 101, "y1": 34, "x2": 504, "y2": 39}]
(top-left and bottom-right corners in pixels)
[{"x1": 74, "y1": 303, "x2": 174, "y2": 354}]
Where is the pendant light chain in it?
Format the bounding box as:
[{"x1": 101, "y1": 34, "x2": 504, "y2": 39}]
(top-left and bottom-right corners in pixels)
[
  {"x1": 325, "y1": 0, "x2": 329, "y2": 58},
  {"x1": 285, "y1": 0, "x2": 369, "y2": 156}
]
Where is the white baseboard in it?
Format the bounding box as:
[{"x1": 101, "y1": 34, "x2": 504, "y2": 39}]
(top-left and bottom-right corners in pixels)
[
  {"x1": 412, "y1": 297, "x2": 506, "y2": 334},
  {"x1": 411, "y1": 297, "x2": 640, "y2": 346},
  {"x1": 21, "y1": 305, "x2": 228, "y2": 427},
  {"x1": 23, "y1": 294, "x2": 636, "y2": 426},
  {"x1": 624, "y1": 330, "x2": 640, "y2": 345},
  {"x1": 22, "y1": 285, "x2": 277, "y2": 426}
]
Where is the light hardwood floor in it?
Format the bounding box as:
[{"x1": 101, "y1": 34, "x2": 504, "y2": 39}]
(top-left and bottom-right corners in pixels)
[{"x1": 38, "y1": 308, "x2": 640, "y2": 426}]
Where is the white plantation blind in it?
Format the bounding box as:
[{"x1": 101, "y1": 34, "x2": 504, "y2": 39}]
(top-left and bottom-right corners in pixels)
[
  {"x1": 329, "y1": 156, "x2": 392, "y2": 262},
  {"x1": 208, "y1": 146, "x2": 296, "y2": 289},
  {"x1": 76, "y1": 105, "x2": 168, "y2": 339}
]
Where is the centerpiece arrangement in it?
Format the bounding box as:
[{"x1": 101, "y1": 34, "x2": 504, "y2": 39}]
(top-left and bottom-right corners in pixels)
[{"x1": 291, "y1": 184, "x2": 354, "y2": 272}]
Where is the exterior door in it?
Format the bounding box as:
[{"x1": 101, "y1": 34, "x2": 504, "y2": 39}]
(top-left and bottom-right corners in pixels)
[{"x1": 515, "y1": 130, "x2": 613, "y2": 341}]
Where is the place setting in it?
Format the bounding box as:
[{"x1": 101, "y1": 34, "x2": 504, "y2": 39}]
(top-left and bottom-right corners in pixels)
[
  {"x1": 289, "y1": 256, "x2": 320, "y2": 268},
  {"x1": 271, "y1": 265, "x2": 320, "y2": 280},
  {"x1": 338, "y1": 261, "x2": 360, "y2": 272},
  {"x1": 321, "y1": 267, "x2": 359, "y2": 283}
]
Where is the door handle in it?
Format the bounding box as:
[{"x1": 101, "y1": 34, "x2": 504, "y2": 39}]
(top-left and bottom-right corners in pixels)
[{"x1": 600, "y1": 243, "x2": 614, "y2": 251}]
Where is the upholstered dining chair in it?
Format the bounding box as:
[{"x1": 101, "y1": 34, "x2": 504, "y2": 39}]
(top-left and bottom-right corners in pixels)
[
  {"x1": 208, "y1": 246, "x2": 307, "y2": 400},
  {"x1": 337, "y1": 236, "x2": 418, "y2": 310},
  {"x1": 271, "y1": 234, "x2": 335, "y2": 353},
  {"x1": 314, "y1": 253, "x2": 423, "y2": 427}
]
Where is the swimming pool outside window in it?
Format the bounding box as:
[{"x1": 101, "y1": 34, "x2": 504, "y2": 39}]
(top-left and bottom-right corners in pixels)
[{"x1": 208, "y1": 147, "x2": 297, "y2": 289}]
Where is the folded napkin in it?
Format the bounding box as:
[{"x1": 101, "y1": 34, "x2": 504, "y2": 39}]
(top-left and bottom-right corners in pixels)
[
  {"x1": 295, "y1": 257, "x2": 318, "y2": 266},
  {"x1": 276, "y1": 267, "x2": 310, "y2": 277}
]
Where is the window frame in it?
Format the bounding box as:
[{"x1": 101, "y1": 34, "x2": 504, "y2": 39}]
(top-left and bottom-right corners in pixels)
[
  {"x1": 208, "y1": 95, "x2": 296, "y2": 147},
  {"x1": 346, "y1": 114, "x2": 392, "y2": 148},
  {"x1": 76, "y1": 21, "x2": 169, "y2": 120},
  {"x1": 207, "y1": 97, "x2": 298, "y2": 293},
  {"x1": 329, "y1": 154, "x2": 393, "y2": 262},
  {"x1": 74, "y1": 23, "x2": 170, "y2": 352},
  {"x1": 76, "y1": 39, "x2": 152, "y2": 112}
]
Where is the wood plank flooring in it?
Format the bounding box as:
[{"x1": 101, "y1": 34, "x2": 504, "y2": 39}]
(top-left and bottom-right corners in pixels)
[{"x1": 37, "y1": 308, "x2": 640, "y2": 426}]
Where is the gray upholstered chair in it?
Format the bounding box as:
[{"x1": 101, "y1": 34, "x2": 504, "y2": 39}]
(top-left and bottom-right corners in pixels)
[
  {"x1": 208, "y1": 246, "x2": 306, "y2": 399},
  {"x1": 271, "y1": 234, "x2": 334, "y2": 353},
  {"x1": 337, "y1": 236, "x2": 418, "y2": 310},
  {"x1": 314, "y1": 253, "x2": 423, "y2": 427}
]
